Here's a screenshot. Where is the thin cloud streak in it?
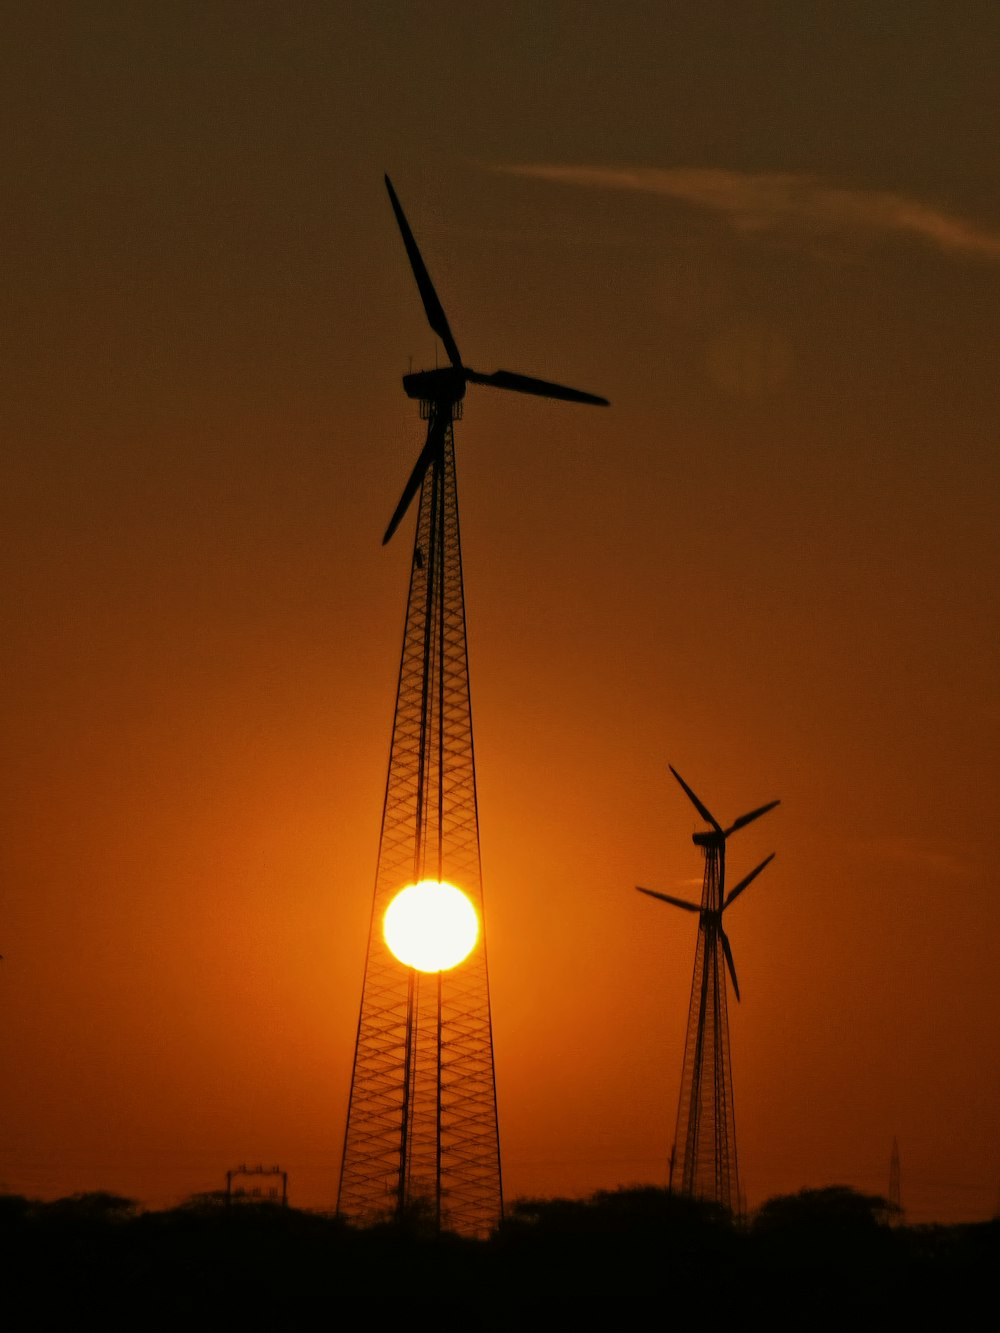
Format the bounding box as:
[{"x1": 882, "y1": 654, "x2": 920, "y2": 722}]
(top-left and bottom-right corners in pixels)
[
  {"x1": 498, "y1": 164, "x2": 1000, "y2": 260},
  {"x1": 860, "y1": 835, "x2": 976, "y2": 880}
]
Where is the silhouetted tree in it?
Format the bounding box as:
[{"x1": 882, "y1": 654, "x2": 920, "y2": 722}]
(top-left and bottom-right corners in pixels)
[
  {"x1": 753, "y1": 1185, "x2": 890, "y2": 1236},
  {"x1": 38, "y1": 1191, "x2": 138, "y2": 1223},
  {"x1": 0, "y1": 1183, "x2": 994, "y2": 1329}
]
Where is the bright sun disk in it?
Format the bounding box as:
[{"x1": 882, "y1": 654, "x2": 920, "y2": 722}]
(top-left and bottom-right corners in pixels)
[{"x1": 383, "y1": 880, "x2": 479, "y2": 973}]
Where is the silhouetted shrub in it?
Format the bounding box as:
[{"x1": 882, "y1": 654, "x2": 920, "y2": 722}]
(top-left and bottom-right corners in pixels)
[
  {"x1": 752, "y1": 1185, "x2": 892, "y2": 1248},
  {"x1": 0, "y1": 1185, "x2": 993, "y2": 1328},
  {"x1": 501, "y1": 1185, "x2": 731, "y2": 1239},
  {"x1": 37, "y1": 1191, "x2": 138, "y2": 1223},
  {"x1": 0, "y1": 1192, "x2": 33, "y2": 1227}
]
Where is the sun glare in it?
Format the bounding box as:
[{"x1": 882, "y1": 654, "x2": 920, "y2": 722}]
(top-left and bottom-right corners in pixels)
[{"x1": 383, "y1": 880, "x2": 479, "y2": 973}]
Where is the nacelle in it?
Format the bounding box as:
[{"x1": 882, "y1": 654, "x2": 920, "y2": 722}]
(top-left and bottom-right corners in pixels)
[
  {"x1": 403, "y1": 366, "x2": 467, "y2": 402},
  {"x1": 693, "y1": 830, "x2": 725, "y2": 848}
]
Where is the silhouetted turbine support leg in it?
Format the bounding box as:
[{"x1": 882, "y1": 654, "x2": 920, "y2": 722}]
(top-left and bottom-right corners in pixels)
[{"x1": 338, "y1": 426, "x2": 502, "y2": 1237}]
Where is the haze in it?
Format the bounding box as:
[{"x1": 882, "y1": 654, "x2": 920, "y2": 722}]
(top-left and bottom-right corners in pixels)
[{"x1": 1, "y1": 3, "x2": 997, "y2": 1224}]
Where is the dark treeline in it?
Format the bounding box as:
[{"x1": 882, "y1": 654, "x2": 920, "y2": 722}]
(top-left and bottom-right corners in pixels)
[{"x1": 2, "y1": 1185, "x2": 994, "y2": 1329}]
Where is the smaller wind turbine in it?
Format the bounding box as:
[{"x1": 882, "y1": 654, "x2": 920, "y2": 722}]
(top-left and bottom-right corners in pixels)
[
  {"x1": 637, "y1": 764, "x2": 779, "y2": 1209},
  {"x1": 637, "y1": 766, "x2": 778, "y2": 1002}
]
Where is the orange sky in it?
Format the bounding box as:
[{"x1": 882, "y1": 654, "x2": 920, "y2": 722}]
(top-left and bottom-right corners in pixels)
[{"x1": 2, "y1": 3, "x2": 998, "y2": 1224}]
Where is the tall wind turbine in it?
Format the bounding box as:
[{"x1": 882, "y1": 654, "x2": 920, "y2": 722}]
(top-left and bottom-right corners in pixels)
[
  {"x1": 637, "y1": 765, "x2": 778, "y2": 1211},
  {"x1": 338, "y1": 177, "x2": 608, "y2": 1237}
]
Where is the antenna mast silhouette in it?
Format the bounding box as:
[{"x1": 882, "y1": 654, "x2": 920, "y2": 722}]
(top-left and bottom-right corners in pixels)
[
  {"x1": 888, "y1": 1135, "x2": 902, "y2": 1220},
  {"x1": 637, "y1": 765, "x2": 778, "y2": 1211},
  {"x1": 338, "y1": 177, "x2": 607, "y2": 1237}
]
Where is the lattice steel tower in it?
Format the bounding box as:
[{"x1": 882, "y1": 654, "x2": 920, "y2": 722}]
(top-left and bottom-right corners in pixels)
[
  {"x1": 338, "y1": 177, "x2": 607, "y2": 1236},
  {"x1": 637, "y1": 765, "x2": 778, "y2": 1212}
]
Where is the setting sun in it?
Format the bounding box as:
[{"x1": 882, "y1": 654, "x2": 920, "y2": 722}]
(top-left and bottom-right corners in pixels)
[{"x1": 382, "y1": 880, "x2": 479, "y2": 973}]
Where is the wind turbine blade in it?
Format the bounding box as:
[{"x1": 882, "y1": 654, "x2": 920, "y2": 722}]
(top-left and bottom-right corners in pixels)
[
  {"x1": 725, "y1": 800, "x2": 780, "y2": 837},
  {"x1": 465, "y1": 368, "x2": 609, "y2": 406},
  {"x1": 384, "y1": 175, "x2": 462, "y2": 370},
  {"x1": 668, "y1": 765, "x2": 722, "y2": 833},
  {"x1": 636, "y1": 885, "x2": 701, "y2": 912},
  {"x1": 719, "y1": 927, "x2": 741, "y2": 1002},
  {"x1": 723, "y1": 854, "x2": 775, "y2": 910},
  {"x1": 382, "y1": 414, "x2": 446, "y2": 546}
]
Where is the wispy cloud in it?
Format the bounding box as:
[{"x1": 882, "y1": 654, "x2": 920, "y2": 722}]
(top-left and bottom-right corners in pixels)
[
  {"x1": 497, "y1": 164, "x2": 1000, "y2": 260},
  {"x1": 860, "y1": 835, "x2": 976, "y2": 880}
]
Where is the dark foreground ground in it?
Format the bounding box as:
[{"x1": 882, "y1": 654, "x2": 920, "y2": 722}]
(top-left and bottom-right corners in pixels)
[{"x1": 2, "y1": 1186, "x2": 995, "y2": 1329}]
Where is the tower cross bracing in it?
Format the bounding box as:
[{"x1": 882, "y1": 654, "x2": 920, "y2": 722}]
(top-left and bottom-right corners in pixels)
[{"x1": 339, "y1": 418, "x2": 500, "y2": 1235}]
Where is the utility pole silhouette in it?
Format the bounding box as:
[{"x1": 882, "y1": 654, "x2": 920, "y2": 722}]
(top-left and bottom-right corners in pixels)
[
  {"x1": 337, "y1": 178, "x2": 607, "y2": 1237},
  {"x1": 637, "y1": 766, "x2": 778, "y2": 1211}
]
